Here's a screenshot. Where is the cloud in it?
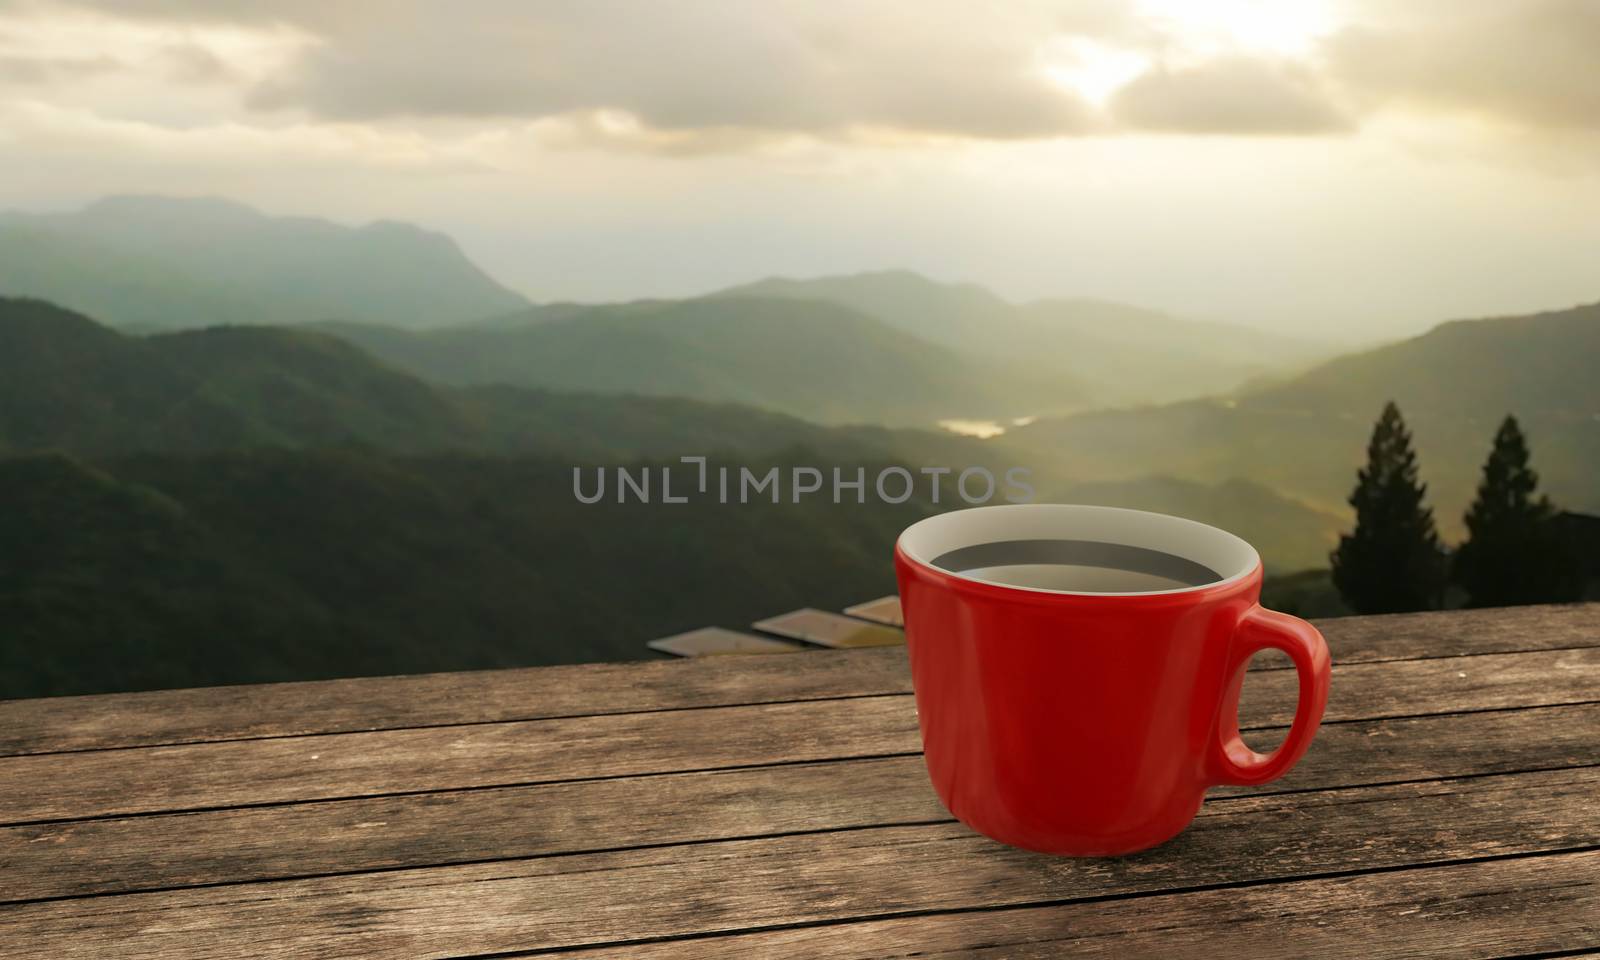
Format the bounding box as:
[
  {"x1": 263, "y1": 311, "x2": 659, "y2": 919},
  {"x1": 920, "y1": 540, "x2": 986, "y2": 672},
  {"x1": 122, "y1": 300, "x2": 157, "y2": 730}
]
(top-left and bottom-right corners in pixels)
[
  {"x1": 36, "y1": 1, "x2": 1102, "y2": 142},
  {"x1": 0, "y1": 53, "x2": 120, "y2": 84},
  {"x1": 1110, "y1": 57, "x2": 1351, "y2": 135},
  {"x1": 1327, "y1": 0, "x2": 1600, "y2": 132},
  {"x1": 10, "y1": 0, "x2": 1600, "y2": 154},
  {"x1": 160, "y1": 42, "x2": 239, "y2": 85},
  {"x1": 0, "y1": 98, "x2": 489, "y2": 171}
]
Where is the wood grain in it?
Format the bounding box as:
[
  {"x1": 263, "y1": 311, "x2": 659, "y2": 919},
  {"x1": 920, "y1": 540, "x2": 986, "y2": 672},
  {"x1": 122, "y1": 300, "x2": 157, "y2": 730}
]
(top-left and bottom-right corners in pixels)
[
  {"x1": 3, "y1": 603, "x2": 1593, "y2": 757},
  {"x1": 3, "y1": 702, "x2": 1595, "y2": 903},
  {"x1": 1256, "y1": 601, "x2": 1600, "y2": 669},
  {"x1": 557, "y1": 850, "x2": 1600, "y2": 959},
  {"x1": 0, "y1": 695, "x2": 916, "y2": 826},
  {"x1": 0, "y1": 647, "x2": 910, "y2": 758},
  {"x1": 2, "y1": 767, "x2": 1594, "y2": 958},
  {"x1": 3, "y1": 648, "x2": 1596, "y2": 825}
]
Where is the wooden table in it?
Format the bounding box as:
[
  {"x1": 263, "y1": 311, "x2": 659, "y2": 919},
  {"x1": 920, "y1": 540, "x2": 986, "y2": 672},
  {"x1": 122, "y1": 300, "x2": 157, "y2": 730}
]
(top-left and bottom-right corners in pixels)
[{"x1": 2, "y1": 603, "x2": 1597, "y2": 958}]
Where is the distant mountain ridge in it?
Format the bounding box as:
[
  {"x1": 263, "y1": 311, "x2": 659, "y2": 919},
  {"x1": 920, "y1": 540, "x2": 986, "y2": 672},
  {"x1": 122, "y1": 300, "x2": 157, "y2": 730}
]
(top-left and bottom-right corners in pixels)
[
  {"x1": 0, "y1": 196, "x2": 1331, "y2": 413},
  {"x1": 8, "y1": 198, "x2": 1594, "y2": 696},
  {"x1": 714, "y1": 270, "x2": 1333, "y2": 406},
  {"x1": 317, "y1": 296, "x2": 1087, "y2": 427},
  {"x1": 0, "y1": 297, "x2": 895, "y2": 461},
  {"x1": 0, "y1": 195, "x2": 529, "y2": 330},
  {"x1": 0, "y1": 294, "x2": 1408, "y2": 699},
  {"x1": 1006, "y1": 300, "x2": 1600, "y2": 535},
  {"x1": 1, "y1": 295, "x2": 1348, "y2": 572},
  {"x1": 1243, "y1": 302, "x2": 1600, "y2": 419}
]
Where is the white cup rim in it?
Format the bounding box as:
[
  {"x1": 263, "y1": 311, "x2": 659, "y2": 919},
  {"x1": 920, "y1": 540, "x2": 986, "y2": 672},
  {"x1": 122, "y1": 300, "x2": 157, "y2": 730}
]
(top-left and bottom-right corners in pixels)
[{"x1": 897, "y1": 503, "x2": 1261, "y2": 597}]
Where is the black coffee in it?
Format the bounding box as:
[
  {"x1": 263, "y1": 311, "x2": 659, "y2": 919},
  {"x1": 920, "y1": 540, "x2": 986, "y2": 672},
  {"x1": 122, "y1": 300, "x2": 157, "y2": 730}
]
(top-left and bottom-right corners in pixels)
[{"x1": 931, "y1": 539, "x2": 1222, "y2": 592}]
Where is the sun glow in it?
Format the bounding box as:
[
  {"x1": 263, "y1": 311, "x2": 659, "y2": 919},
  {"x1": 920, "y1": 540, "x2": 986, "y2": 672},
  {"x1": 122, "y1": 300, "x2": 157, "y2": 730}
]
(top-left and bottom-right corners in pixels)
[
  {"x1": 1042, "y1": 37, "x2": 1151, "y2": 107},
  {"x1": 1135, "y1": 0, "x2": 1337, "y2": 58},
  {"x1": 1043, "y1": 0, "x2": 1338, "y2": 111}
]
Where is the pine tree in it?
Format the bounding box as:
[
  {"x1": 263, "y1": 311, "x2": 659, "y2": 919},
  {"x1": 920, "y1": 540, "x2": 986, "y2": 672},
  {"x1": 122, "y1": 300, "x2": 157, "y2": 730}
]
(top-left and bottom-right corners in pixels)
[
  {"x1": 1453, "y1": 415, "x2": 1582, "y2": 607},
  {"x1": 1330, "y1": 401, "x2": 1446, "y2": 613}
]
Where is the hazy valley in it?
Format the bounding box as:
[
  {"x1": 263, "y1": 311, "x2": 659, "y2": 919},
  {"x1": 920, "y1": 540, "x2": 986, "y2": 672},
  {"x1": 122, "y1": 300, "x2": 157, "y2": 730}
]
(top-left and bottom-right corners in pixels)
[{"x1": 3, "y1": 195, "x2": 1596, "y2": 697}]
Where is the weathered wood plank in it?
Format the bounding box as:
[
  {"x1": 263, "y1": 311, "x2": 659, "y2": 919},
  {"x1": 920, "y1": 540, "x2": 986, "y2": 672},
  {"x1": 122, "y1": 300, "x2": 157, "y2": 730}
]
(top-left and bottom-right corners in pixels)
[
  {"x1": 2, "y1": 768, "x2": 1594, "y2": 958},
  {"x1": 0, "y1": 695, "x2": 918, "y2": 825},
  {"x1": 0, "y1": 647, "x2": 909, "y2": 758},
  {"x1": 2, "y1": 648, "x2": 1596, "y2": 825},
  {"x1": 1263, "y1": 601, "x2": 1599, "y2": 668},
  {"x1": 556, "y1": 850, "x2": 1600, "y2": 959},
  {"x1": 3, "y1": 702, "x2": 1595, "y2": 903},
  {"x1": 2, "y1": 603, "x2": 1593, "y2": 757}
]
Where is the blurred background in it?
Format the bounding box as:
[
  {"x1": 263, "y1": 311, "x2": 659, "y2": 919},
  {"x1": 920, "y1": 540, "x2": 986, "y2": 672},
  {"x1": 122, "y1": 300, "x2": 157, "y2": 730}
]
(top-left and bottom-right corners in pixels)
[{"x1": 1, "y1": 0, "x2": 1596, "y2": 698}]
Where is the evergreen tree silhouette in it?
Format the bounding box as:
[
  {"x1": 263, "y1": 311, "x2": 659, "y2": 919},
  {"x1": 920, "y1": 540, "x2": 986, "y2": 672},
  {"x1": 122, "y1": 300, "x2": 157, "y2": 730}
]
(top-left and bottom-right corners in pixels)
[
  {"x1": 1453, "y1": 415, "x2": 1582, "y2": 607},
  {"x1": 1331, "y1": 402, "x2": 1446, "y2": 613}
]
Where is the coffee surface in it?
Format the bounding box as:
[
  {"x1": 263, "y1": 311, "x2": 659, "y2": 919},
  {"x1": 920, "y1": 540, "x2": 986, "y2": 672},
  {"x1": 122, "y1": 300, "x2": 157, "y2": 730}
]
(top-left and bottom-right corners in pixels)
[{"x1": 930, "y1": 538, "x2": 1222, "y2": 593}]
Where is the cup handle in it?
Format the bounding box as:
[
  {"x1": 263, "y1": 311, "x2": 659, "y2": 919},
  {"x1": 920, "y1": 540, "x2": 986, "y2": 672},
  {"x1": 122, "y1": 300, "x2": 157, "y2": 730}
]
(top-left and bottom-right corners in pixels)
[{"x1": 1209, "y1": 605, "x2": 1332, "y2": 787}]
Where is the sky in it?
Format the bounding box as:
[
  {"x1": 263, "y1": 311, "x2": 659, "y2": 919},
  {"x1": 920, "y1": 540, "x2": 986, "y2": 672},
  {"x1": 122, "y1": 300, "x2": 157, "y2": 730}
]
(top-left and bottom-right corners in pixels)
[{"x1": 0, "y1": 0, "x2": 1597, "y2": 338}]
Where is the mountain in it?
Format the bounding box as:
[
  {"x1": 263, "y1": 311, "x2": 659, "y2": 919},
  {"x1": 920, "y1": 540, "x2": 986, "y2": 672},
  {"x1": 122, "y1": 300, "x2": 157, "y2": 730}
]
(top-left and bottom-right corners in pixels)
[
  {"x1": 0, "y1": 447, "x2": 1354, "y2": 700},
  {"x1": 317, "y1": 296, "x2": 1086, "y2": 427},
  {"x1": 0, "y1": 294, "x2": 1392, "y2": 699},
  {"x1": 0, "y1": 295, "x2": 1415, "y2": 566},
  {"x1": 0, "y1": 195, "x2": 529, "y2": 329},
  {"x1": 716, "y1": 270, "x2": 1017, "y2": 349},
  {"x1": 714, "y1": 270, "x2": 1331, "y2": 406},
  {"x1": 0, "y1": 297, "x2": 968, "y2": 698},
  {"x1": 0, "y1": 296, "x2": 477, "y2": 454},
  {"x1": 1005, "y1": 300, "x2": 1600, "y2": 535},
  {"x1": 1015, "y1": 297, "x2": 1331, "y2": 403},
  {"x1": 0, "y1": 449, "x2": 932, "y2": 698},
  {"x1": 0, "y1": 444, "x2": 1375, "y2": 701},
  {"x1": 0, "y1": 297, "x2": 924, "y2": 460},
  {"x1": 0, "y1": 300, "x2": 1337, "y2": 573},
  {"x1": 1247, "y1": 303, "x2": 1600, "y2": 420}
]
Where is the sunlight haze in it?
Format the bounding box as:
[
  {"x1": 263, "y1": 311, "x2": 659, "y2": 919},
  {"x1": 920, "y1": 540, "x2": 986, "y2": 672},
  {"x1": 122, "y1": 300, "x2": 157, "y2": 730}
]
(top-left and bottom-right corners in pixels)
[{"x1": 1, "y1": 0, "x2": 1596, "y2": 338}]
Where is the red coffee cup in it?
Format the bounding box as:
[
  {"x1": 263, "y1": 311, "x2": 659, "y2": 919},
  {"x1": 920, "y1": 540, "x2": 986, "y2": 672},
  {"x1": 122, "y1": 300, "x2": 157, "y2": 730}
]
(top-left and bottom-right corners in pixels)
[{"x1": 895, "y1": 504, "x2": 1330, "y2": 856}]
